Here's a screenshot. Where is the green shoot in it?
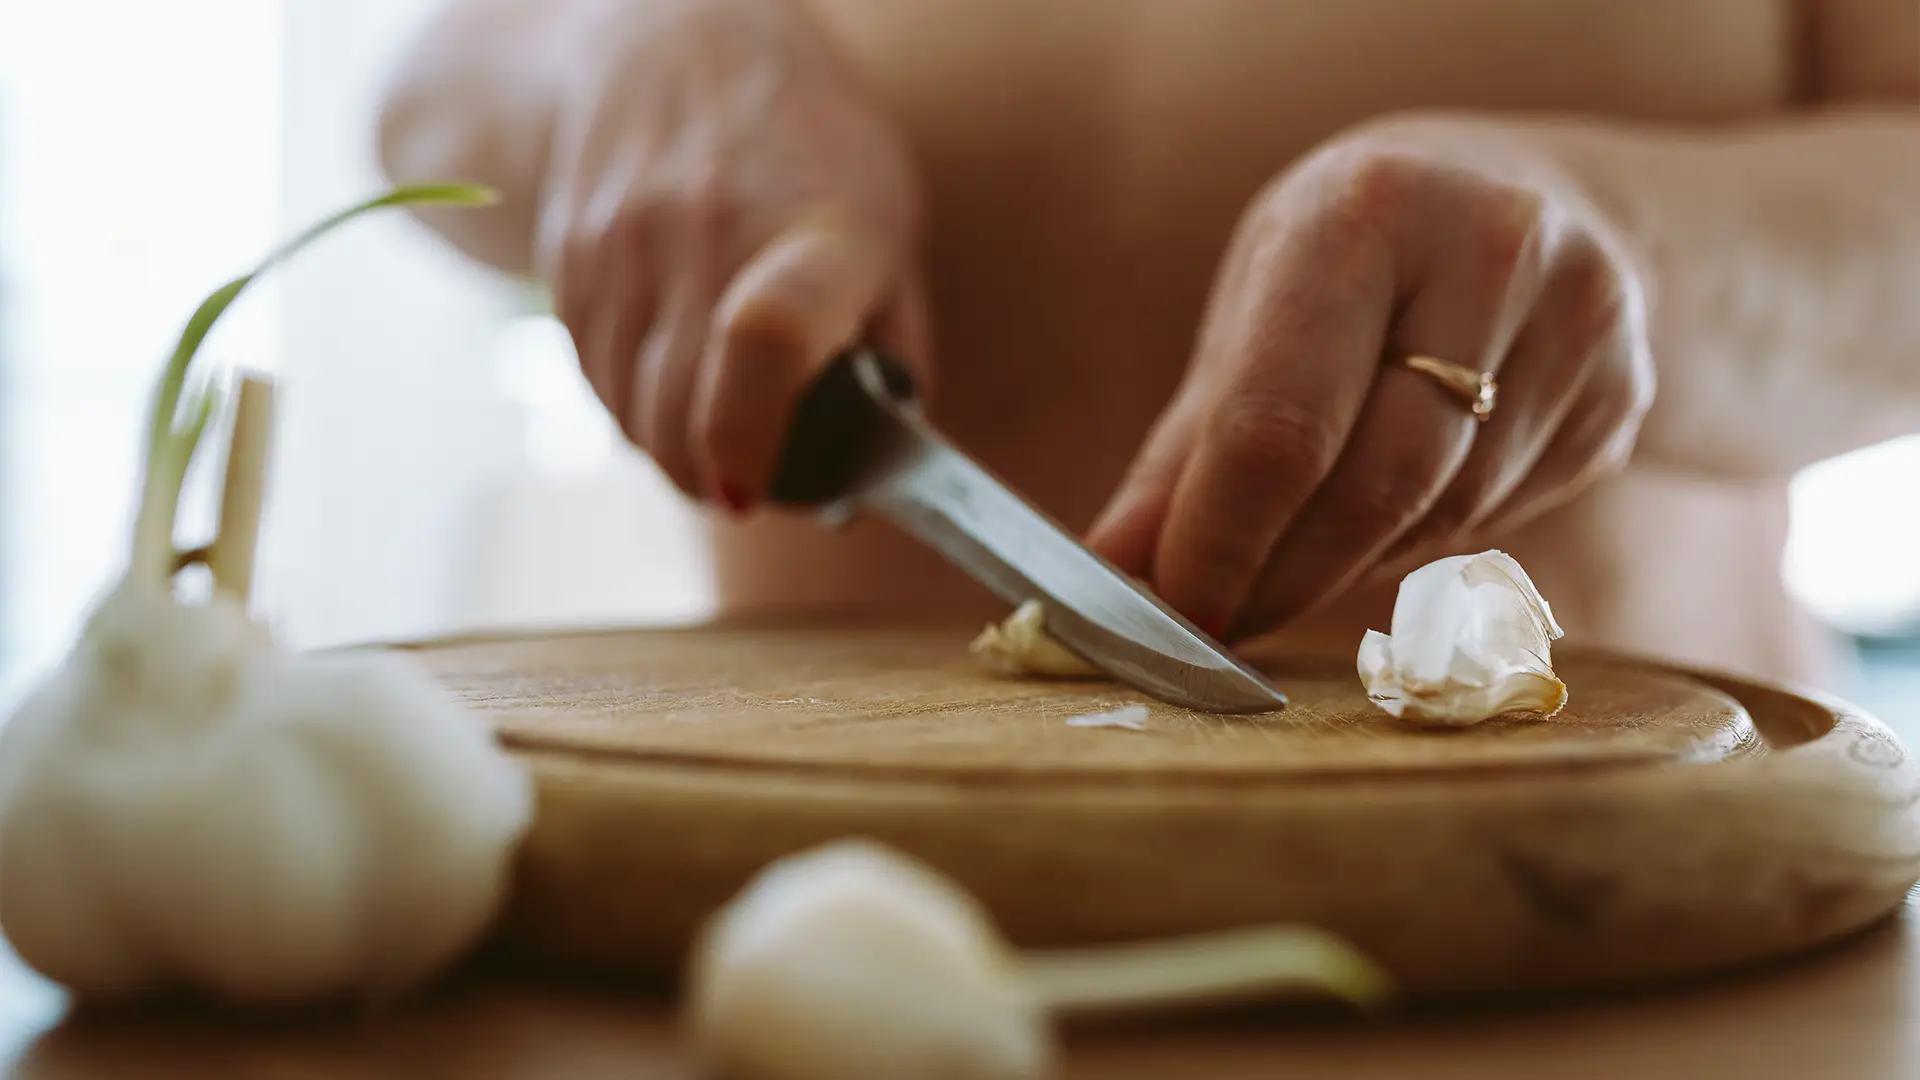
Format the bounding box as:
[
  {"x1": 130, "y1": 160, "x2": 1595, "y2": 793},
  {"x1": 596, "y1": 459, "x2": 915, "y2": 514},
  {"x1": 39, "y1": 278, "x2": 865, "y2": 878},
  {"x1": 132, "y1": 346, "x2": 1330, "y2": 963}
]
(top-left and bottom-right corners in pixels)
[
  {"x1": 1021, "y1": 923, "x2": 1395, "y2": 1018},
  {"x1": 129, "y1": 182, "x2": 497, "y2": 583}
]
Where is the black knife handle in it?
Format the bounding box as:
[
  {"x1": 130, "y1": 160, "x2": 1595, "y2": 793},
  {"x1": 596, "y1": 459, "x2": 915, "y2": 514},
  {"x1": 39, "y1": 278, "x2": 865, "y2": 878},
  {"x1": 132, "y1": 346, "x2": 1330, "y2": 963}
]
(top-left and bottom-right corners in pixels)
[{"x1": 766, "y1": 349, "x2": 920, "y2": 507}]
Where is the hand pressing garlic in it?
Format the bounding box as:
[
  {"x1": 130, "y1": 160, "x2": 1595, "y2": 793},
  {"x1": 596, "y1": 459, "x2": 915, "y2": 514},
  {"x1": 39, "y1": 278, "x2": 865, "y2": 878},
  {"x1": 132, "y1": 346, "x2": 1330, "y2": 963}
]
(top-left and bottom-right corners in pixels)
[
  {"x1": 1357, "y1": 549, "x2": 1567, "y2": 726},
  {"x1": 686, "y1": 839, "x2": 1391, "y2": 1080},
  {"x1": 969, "y1": 600, "x2": 1099, "y2": 678},
  {"x1": 0, "y1": 185, "x2": 534, "y2": 1005}
]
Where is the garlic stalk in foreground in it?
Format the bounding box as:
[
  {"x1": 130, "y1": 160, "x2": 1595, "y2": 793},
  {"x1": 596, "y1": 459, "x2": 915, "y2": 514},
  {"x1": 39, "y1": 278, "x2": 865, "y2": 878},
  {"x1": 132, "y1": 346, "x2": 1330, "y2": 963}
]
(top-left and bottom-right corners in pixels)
[
  {"x1": 0, "y1": 184, "x2": 535, "y2": 1005},
  {"x1": 1357, "y1": 549, "x2": 1567, "y2": 726},
  {"x1": 685, "y1": 839, "x2": 1391, "y2": 1080}
]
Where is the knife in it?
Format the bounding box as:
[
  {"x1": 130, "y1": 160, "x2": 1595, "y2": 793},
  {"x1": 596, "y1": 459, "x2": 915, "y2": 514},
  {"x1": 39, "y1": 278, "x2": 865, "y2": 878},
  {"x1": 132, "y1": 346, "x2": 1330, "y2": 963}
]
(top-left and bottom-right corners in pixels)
[{"x1": 766, "y1": 349, "x2": 1286, "y2": 714}]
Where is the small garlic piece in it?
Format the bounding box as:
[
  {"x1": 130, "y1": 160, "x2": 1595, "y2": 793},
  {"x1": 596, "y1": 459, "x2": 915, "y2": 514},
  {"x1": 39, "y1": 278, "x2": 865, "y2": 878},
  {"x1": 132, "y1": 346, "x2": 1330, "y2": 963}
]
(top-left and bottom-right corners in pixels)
[
  {"x1": 1357, "y1": 549, "x2": 1567, "y2": 726},
  {"x1": 1064, "y1": 704, "x2": 1149, "y2": 730},
  {"x1": 970, "y1": 600, "x2": 1099, "y2": 678},
  {"x1": 686, "y1": 839, "x2": 1051, "y2": 1080}
]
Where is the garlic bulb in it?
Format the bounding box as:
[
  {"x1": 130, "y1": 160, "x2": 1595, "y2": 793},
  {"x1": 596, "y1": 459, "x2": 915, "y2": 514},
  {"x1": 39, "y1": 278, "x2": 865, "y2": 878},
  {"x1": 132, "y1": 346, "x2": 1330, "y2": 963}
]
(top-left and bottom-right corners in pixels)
[
  {"x1": 0, "y1": 184, "x2": 534, "y2": 1004},
  {"x1": 0, "y1": 587, "x2": 533, "y2": 1002},
  {"x1": 686, "y1": 840, "x2": 1051, "y2": 1080},
  {"x1": 686, "y1": 839, "x2": 1394, "y2": 1080},
  {"x1": 1357, "y1": 549, "x2": 1567, "y2": 726},
  {"x1": 969, "y1": 600, "x2": 1099, "y2": 678}
]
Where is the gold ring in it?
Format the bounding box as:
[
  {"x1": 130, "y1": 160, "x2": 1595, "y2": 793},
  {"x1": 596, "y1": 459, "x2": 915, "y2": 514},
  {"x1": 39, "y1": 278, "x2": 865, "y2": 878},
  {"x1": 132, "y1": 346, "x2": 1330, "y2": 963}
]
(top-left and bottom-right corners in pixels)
[{"x1": 1403, "y1": 354, "x2": 1497, "y2": 421}]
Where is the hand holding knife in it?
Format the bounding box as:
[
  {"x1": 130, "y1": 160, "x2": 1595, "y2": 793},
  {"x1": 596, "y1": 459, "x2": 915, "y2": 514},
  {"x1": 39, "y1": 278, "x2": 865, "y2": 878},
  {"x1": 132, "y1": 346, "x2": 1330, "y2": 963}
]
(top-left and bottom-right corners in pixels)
[{"x1": 767, "y1": 349, "x2": 1287, "y2": 714}]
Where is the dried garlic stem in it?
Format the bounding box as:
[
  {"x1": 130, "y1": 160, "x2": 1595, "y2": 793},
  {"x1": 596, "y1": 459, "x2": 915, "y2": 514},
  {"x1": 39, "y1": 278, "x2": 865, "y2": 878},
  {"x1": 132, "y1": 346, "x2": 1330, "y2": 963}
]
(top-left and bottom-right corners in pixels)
[
  {"x1": 1021, "y1": 925, "x2": 1392, "y2": 1017},
  {"x1": 207, "y1": 374, "x2": 275, "y2": 605}
]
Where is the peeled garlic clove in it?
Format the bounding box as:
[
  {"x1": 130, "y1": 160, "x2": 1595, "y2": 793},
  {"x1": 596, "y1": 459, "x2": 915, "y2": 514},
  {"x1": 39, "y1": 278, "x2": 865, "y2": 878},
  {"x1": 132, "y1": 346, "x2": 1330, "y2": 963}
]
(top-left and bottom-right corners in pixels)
[
  {"x1": 970, "y1": 600, "x2": 1100, "y2": 678},
  {"x1": 1357, "y1": 549, "x2": 1567, "y2": 726},
  {"x1": 686, "y1": 839, "x2": 1051, "y2": 1080}
]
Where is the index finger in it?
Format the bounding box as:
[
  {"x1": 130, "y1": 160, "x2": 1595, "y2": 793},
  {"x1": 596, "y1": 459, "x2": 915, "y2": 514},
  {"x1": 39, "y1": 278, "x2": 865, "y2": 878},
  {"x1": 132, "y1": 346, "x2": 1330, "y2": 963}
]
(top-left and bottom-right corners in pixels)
[
  {"x1": 691, "y1": 214, "x2": 922, "y2": 508},
  {"x1": 1147, "y1": 204, "x2": 1395, "y2": 635}
]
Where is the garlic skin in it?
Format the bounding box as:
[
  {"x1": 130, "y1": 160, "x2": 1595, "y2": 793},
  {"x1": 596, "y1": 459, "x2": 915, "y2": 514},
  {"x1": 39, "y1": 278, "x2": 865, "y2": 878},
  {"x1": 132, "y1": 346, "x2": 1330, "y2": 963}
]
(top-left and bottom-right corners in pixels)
[
  {"x1": 1064, "y1": 704, "x2": 1149, "y2": 731},
  {"x1": 687, "y1": 839, "x2": 1050, "y2": 1080},
  {"x1": 970, "y1": 600, "x2": 1099, "y2": 678},
  {"x1": 1357, "y1": 549, "x2": 1567, "y2": 726},
  {"x1": 0, "y1": 583, "x2": 534, "y2": 1004}
]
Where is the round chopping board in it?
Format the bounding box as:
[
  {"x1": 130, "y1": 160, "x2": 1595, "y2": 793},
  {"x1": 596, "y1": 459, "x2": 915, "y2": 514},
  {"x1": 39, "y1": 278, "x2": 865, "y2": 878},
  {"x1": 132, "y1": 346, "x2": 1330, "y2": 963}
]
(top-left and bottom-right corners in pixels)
[{"x1": 393, "y1": 619, "x2": 1920, "y2": 996}]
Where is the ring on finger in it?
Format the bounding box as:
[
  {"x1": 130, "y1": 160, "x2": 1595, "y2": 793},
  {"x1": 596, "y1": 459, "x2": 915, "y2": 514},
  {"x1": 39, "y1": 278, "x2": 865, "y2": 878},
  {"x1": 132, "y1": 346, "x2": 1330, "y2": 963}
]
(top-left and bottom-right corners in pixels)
[{"x1": 1402, "y1": 354, "x2": 1497, "y2": 422}]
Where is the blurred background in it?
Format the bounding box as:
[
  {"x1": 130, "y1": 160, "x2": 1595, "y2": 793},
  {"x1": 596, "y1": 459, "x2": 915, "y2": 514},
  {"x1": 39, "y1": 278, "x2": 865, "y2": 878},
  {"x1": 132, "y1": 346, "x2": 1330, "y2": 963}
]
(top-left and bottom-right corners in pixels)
[
  {"x1": 6, "y1": 1, "x2": 1920, "y2": 710},
  {"x1": 3, "y1": 0, "x2": 1920, "y2": 1048},
  {"x1": 1, "y1": 9, "x2": 1919, "y2": 701},
  {"x1": 0, "y1": 0, "x2": 715, "y2": 708}
]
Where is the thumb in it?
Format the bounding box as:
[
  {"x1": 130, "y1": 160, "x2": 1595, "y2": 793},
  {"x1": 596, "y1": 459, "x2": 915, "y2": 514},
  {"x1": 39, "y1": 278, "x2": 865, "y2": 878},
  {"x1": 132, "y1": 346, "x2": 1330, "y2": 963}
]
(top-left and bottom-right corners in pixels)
[{"x1": 692, "y1": 215, "x2": 916, "y2": 507}]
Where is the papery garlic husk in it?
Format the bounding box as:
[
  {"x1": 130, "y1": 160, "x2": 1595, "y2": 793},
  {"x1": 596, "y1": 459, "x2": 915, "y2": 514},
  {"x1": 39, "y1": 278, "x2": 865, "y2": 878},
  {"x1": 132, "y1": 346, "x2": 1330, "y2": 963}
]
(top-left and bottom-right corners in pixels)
[
  {"x1": 1357, "y1": 549, "x2": 1567, "y2": 726},
  {"x1": 970, "y1": 600, "x2": 1099, "y2": 678},
  {"x1": 0, "y1": 582, "x2": 535, "y2": 1003},
  {"x1": 686, "y1": 839, "x2": 1051, "y2": 1080}
]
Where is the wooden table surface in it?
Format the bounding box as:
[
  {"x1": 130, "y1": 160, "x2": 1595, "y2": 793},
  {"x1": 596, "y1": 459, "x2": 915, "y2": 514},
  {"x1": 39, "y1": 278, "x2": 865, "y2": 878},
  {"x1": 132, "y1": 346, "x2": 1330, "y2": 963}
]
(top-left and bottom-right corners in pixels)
[{"x1": 4, "y1": 896, "x2": 1917, "y2": 1080}]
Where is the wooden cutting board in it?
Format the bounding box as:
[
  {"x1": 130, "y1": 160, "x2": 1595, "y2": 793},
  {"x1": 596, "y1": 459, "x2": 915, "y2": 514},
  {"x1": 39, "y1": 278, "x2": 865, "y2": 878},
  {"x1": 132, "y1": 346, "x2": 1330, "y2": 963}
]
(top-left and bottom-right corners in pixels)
[{"x1": 394, "y1": 619, "x2": 1920, "y2": 996}]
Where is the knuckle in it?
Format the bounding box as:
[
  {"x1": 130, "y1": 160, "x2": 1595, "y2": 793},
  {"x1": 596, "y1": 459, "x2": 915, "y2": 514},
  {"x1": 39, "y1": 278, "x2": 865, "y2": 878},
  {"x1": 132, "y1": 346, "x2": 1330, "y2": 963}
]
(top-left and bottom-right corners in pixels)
[
  {"x1": 1336, "y1": 150, "x2": 1429, "y2": 218},
  {"x1": 715, "y1": 282, "x2": 815, "y2": 363},
  {"x1": 1472, "y1": 187, "x2": 1552, "y2": 282},
  {"x1": 1553, "y1": 230, "x2": 1643, "y2": 348},
  {"x1": 605, "y1": 199, "x2": 662, "y2": 249},
  {"x1": 1209, "y1": 395, "x2": 1339, "y2": 479},
  {"x1": 660, "y1": 180, "x2": 733, "y2": 241}
]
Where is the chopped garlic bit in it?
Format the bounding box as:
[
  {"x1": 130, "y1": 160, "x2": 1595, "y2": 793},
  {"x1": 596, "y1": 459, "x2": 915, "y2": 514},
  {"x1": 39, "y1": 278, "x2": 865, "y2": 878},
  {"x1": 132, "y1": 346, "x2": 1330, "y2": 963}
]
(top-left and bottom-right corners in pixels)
[
  {"x1": 1357, "y1": 549, "x2": 1567, "y2": 726},
  {"x1": 1064, "y1": 704, "x2": 1149, "y2": 731},
  {"x1": 970, "y1": 600, "x2": 1100, "y2": 678}
]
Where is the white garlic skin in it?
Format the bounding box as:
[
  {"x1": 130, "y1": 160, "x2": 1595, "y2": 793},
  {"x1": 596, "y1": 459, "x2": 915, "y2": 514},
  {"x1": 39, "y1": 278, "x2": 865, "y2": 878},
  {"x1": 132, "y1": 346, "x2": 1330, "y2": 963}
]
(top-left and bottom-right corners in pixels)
[
  {"x1": 1357, "y1": 549, "x2": 1567, "y2": 726},
  {"x1": 0, "y1": 584, "x2": 534, "y2": 1004},
  {"x1": 687, "y1": 839, "x2": 1051, "y2": 1080}
]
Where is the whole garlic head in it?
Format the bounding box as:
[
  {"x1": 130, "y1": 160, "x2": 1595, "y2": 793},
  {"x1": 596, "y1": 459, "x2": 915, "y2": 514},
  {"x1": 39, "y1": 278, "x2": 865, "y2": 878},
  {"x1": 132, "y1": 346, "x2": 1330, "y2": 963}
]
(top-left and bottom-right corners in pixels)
[
  {"x1": 0, "y1": 585, "x2": 534, "y2": 1004},
  {"x1": 1357, "y1": 549, "x2": 1567, "y2": 726},
  {"x1": 687, "y1": 839, "x2": 1050, "y2": 1080}
]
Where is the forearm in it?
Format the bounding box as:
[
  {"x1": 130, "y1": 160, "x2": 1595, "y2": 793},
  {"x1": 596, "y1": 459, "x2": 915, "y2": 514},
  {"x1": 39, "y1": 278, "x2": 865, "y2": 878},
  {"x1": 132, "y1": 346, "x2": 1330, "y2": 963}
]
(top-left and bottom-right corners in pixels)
[{"x1": 1531, "y1": 109, "x2": 1920, "y2": 477}]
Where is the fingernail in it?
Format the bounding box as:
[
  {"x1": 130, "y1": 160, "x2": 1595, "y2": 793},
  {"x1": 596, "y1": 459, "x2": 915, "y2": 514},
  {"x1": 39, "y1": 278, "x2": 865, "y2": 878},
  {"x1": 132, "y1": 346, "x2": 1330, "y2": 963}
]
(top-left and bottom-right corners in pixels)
[{"x1": 710, "y1": 479, "x2": 754, "y2": 516}]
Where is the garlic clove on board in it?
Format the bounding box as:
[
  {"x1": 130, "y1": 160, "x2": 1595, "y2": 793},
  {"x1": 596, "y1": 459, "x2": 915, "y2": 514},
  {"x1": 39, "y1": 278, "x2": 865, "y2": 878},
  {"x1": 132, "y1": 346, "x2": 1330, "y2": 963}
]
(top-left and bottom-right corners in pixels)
[
  {"x1": 969, "y1": 600, "x2": 1100, "y2": 678},
  {"x1": 686, "y1": 839, "x2": 1052, "y2": 1080},
  {"x1": 1356, "y1": 549, "x2": 1567, "y2": 726}
]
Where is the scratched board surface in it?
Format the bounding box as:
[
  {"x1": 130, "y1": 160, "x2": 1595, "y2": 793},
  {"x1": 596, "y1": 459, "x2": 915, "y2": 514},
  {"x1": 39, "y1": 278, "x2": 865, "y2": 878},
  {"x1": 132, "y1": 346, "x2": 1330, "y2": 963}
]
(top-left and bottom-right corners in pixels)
[
  {"x1": 412, "y1": 621, "x2": 1760, "y2": 781},
  {"x1": 396, "y1": 620, "x2": 1919, "y2": 996}
]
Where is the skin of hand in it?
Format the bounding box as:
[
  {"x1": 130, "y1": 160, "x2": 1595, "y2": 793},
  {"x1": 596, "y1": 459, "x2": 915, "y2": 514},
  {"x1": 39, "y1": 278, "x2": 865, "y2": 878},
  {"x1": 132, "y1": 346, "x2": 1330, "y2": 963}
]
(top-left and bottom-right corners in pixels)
[
  {"x1": 537, "y1": 0, "x2": 932, "y2": 509},
  {"x1": 1086, "y1": 119, "x2": 1656, "y2": 642}
]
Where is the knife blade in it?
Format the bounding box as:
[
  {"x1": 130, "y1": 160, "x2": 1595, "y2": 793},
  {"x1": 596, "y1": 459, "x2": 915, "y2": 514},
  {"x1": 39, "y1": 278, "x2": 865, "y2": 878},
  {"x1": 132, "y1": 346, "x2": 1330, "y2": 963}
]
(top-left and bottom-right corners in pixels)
[{"x1": 767, "y1": 349, "x2": 1286, "y2": 714}]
